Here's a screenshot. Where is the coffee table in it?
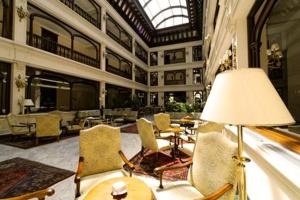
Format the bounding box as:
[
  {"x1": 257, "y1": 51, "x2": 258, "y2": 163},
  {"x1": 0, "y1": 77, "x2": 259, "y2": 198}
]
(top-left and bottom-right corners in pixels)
[{"x1": 83, "y1": 177, "x2": 153, "y2": 200}]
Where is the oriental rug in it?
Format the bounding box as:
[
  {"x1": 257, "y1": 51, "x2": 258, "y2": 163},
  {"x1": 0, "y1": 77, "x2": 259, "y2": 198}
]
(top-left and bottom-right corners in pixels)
[
  {"x1": 125, "y1": 148, "x2": 191, "y2": 181},
  {"x1": 0, "y1": 157, "x2": 74, "y2": 198}
]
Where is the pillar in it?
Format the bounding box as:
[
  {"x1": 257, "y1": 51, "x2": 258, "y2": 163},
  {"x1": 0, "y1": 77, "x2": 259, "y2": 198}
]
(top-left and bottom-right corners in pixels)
[
  {"x1": 101, "y1": 45, "x2": 106, "y2": 71},
  {"x1": 158, "y1": 51, "x2": 164, "y2": 66},
  {"x1": 101, "y1": 7, "x2": 106, "y2": 33},
  {"x1": 13, "y1": 0, "x2": 28, "y2": 43},
  {"x1": 99, "y1": 81, "x2": 106, "y2": 108},
  {"x1": 158, "y1": 92, "x2": 164, "y2": 107},
  {"x1": 236, "y1": 19, "x2": 249, "y2": 68},
  {"x1": 11, "y1": 62, "x2": 26, "y2": 114},
  {"x1": 158, "y1": 71, "x2": 164, "y2": 86},
  {"x1": 186, "y1": 46, "x2": 193, "y2": 63}
]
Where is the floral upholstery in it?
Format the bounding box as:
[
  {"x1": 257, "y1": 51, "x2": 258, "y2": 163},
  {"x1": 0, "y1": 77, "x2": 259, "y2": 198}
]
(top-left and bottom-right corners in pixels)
[
  {"x1": 197, "y1": 122, "x2": 224, "y2": 133},
  {"x1": 154, "y1": 113, "x2": 171, "y2": 132},
  {"x1": 79, "y1": 125, "x2": 122, "y2": 177},
  {"x1": 137, "y1": 118, "x2": 172, "y2": 153},
  {"x1": 191, "y1": 132, "x2": 238, "y2": 200},
  {"x1": 157, "y1": 132, "x2": 238, "y2": 200},
  {"x1": 35, "y1": 114, "x2": 62, "y2": 138}
]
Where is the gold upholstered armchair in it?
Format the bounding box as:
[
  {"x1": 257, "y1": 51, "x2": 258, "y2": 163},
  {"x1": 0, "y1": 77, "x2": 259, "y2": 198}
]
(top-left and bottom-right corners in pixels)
[
  {"x1": 6, "y1": 113, "x2": 32, "y2": 139},
  {"x1": 154, "y1": 132, "x2": 238, "y2": 200},
  {"x1": 1, "y1": 188, "x2": 54, "y2": 200},
  {"x1": 74, "y1": 125, "x2": 135, "y2": 198},
  {"x1": 35, "y1": 114, "x2": 62, "y2": 145},
  {"x1": 153, "y1": 113, "x2": 174, "y2": 138},
  {"x1": 136, "y1": 118, "x2": 173, "y2": 159}
]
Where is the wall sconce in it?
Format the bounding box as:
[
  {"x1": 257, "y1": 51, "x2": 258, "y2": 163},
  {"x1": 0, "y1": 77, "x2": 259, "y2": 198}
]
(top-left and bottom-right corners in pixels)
[
  {"x1": 185, "y1": 51, "x2": 189, "y2": 55},
  {"x1": 267, "y1": 43, "x2": 283, "y2": 68},
  {"x1": 15, "y1": 74, "x2": 26, "y2": 91},
  {"x1": 186, "y1": 73, "x2": 189, "y2": 78},
  {"x1": 16, "y1": 6, "x2": 29, "y2": 22},
  {"x1": 160, "y1": 75, "x2": 164, "y2": 79},
  {"x1": 103, "y1": 14, "x2": 107, "y2": 21},
  {"x1": 160, "y1": 53, "x2": 164, "y2": 58}
]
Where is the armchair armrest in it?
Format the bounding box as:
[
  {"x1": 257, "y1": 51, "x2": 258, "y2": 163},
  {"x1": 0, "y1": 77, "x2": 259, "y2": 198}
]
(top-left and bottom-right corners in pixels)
[
  {"x1": 194, "y1": 183, "x2": 233, "y2": 200},
  {"x1": 74, "y1": 157, "x2": 84, "y2": 197},
  {"x1": 118, "y1": 150, "x2": 135, "y2": 177},
  {"x1": 3, "y1": 188, "x2": 55, "y2": 200},
  {"x1": 154, "y1": 159, "x2": 193, "y2": 189}
]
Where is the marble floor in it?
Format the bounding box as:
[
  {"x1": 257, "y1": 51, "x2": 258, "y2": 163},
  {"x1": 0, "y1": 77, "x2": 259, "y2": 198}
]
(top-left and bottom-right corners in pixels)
[{"x1": 0, "y1": 132, "x2": 143, "y2": 200}]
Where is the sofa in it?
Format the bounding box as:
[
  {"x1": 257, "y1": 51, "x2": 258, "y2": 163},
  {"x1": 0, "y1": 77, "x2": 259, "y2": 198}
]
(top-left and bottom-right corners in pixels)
[{"x1": 103, "y1": 109, "x2": 138, "y2": 122}]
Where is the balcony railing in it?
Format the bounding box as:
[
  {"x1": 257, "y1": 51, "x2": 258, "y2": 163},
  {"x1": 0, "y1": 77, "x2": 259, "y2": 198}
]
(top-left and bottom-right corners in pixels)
[
  {"x1": 60, "y1": 0, "x2": 100, "y2": 29},
  {"x1": 135, "y1": 76, "x2": 147, "y2": 85},
  {"x1": 193, "y1": 46, "x2": 202, "y2": 61},
  {"x1": 106, "y1": 65, "x2": 132, "y2": 80},
  {"x1": 106, "y1": 30, "x2": 132, "y2": 52},
  {"x1": 27, "y1": 33, "x2": 99, "y2": 68}
]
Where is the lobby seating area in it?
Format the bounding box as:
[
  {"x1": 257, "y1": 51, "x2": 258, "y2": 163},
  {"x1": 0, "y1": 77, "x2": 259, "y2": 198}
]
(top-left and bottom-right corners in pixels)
[{"x1": 1, "y1": 0, "x2": 300, "y2": 199}]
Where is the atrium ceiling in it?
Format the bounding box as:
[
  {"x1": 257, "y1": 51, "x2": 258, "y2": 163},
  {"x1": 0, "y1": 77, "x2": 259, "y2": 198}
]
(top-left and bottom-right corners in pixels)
[{"x1": 107, "y1": 0, "x2": 203, "y2": 47}]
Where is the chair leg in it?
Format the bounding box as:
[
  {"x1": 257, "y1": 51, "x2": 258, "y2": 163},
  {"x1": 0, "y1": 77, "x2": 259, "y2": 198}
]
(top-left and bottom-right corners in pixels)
[
  {"x1": 155, "y1": 152, "x2": 159, "y2": 162},
  {"x1": 140, "y1": 146, "x2": 144, "y2": 157}
]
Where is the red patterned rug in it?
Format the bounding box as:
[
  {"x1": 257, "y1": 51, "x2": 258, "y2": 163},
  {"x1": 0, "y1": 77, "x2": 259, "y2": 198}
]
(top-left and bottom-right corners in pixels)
[
  {"x1": 125, "y1": 148, "x2": 191, "y2": 181},
  {"x1": 0, "y1": 157, "x2": 74, "y2": 198},
  {"x1": 121, "y1": 123, "x2": 138, "y2": 134}
]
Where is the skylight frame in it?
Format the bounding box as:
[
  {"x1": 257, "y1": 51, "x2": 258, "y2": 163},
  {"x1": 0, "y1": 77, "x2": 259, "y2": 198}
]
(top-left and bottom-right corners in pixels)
[{"x1": 138, "y1": 0, "x2": 189, "y2": 29}]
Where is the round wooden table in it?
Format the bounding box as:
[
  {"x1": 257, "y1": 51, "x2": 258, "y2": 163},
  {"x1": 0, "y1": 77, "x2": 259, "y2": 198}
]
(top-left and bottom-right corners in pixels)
[{"x1": 83, "y1": 177, "x2": 153, "y2": 200}]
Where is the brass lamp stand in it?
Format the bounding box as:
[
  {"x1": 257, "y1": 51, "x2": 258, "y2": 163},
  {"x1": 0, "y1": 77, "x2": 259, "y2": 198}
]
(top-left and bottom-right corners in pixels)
[{"x1": 233, "y1": 125, "x2": 250, "y2": 200}]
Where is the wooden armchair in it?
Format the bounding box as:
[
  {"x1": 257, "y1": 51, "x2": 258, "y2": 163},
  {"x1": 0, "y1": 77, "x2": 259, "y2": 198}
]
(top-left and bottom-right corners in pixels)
[
  {"x1": 1, "y1": 188, "x2": 54, "y2": 200},
  {"x1": 154, "y1": 132, "x2": 238, "y2": 200},
  {"x1": 35, "y1": 114, "x2": 62, "y2": 144},
  {"x1": 6, "y1": 113, "x2": 31, "y2": 139},
  {"x1": 75, "y1": 125, "x2": 135, "y2": 198},
  {"x1": 153, "y1": 113, "x2": 175, "y2": 139},
  {"x1": 136, "y1": 118, "x2": 173, "y2": 159}
]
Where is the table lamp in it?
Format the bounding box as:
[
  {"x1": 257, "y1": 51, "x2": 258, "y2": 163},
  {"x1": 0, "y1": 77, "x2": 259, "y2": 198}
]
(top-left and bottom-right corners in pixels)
[
  {"x1": 23, "y1": 99, "x2": 34, "y2": 114},
  {"x1": 200, "y1": 68, "x2": 294, "y2": 200}
]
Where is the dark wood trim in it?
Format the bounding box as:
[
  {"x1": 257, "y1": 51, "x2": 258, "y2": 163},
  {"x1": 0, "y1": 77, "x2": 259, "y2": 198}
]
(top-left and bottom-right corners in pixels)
[{"x1": 247, "y1": 0, "x2": 278, "y2": 67}]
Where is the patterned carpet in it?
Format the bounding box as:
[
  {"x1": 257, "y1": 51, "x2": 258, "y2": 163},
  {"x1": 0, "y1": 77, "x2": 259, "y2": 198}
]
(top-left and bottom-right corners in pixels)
[
  {"x1": 0, "y1": 157, "x2": 74, "y2": 198},
  {"x1": 125, "y1": 148, "x2": 191, "y2": 181}
]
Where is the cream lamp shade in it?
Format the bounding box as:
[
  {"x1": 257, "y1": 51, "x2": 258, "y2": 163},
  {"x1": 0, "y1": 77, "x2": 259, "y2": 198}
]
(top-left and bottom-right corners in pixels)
[
  {"x1": 201, "y1": 68, "x2": 295, "y2": 126},
  {"x1": 23, "y1": 99, "x2": 34, "y2": 107}
]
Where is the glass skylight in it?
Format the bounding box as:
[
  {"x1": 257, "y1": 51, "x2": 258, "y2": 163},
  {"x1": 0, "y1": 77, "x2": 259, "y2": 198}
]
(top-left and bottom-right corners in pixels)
[{"x1": 138, "y1": 0, "x2": 189, "y2": 29}]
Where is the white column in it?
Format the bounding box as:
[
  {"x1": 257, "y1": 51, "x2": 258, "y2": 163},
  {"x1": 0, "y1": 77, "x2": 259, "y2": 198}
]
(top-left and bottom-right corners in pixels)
[
  {"x1": 147, "y1": 92, "x2": 150, "y2": 106},
  {"x1": 158, "y1": 92, "x2": 164, "y2": 106},
  {"x1": 99, "y1": 81, "x2": 106, "y2": 108},
  {"x1": 132, "y1": 88, "x2": 135, "y2": 98},
  {"x1": 132, "y1": 64, "x2": 135, "y2": 82},
  {"x1": 236, "y1": 19, "x2": 249, "y2": 68},
  {"x1": 158, "y1": 71, "x2": 164, "y2": 86},
  {"x1": 13, "y1": 0, "x2": 28, "y2": 43},
  {"x1": 101, "y1": 8, "x2": 106, "y2": 33},
  {"x1": 186, "y1": 68, "x2": 193, "y2": 85},
  {"x1": 186, "y1": 46, "x2": 193, "y2": 63},
  {"x1": 101, "y1": 45, "x2": 106, "y2": 71},
  {"x1": 186, "y1": 91, "x2": 193, "y2": 104},
  {"x1": 158, "y1": 51, "x2": 164, "y2": 66},
  {"x1": 132, "y1": 38, "x2": 136, "y2": 55},
  {"x1": 11, "y1": 62, "x2": 26, "y2": 114}
]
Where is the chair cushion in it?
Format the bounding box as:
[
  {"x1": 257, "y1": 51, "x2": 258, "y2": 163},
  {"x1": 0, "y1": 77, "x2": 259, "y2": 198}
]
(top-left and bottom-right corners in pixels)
[
  {"x1": 191, "y1": 132, "x2": 237, "y2": 200},
  {"x1": 80, "y1": 125, "x2": 122, "y2": 177},
  {"x1": 179, "y1": 143, "x2": 195, "y2": 156},
  {"x1": 79, "y1": 169, "x2": 128, "y2": 197},
  {"x1": 154, "y1": 113, "x2": 171, "y2": 131},
  {"x1": 155, "y1": 180, "x2": 203, "y2": 200},
  {"x1": 137, "y1": 118, "x2": 159, "y2": 152},
  {"x1": 156, "y1": 139, "x2": 172, "y2": 150}
]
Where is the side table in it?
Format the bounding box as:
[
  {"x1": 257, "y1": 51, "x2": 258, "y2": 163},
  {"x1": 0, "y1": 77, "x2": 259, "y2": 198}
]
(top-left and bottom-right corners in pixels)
[{"x1": 83, "y1": 177, "x2": 153, "y2": 200}]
